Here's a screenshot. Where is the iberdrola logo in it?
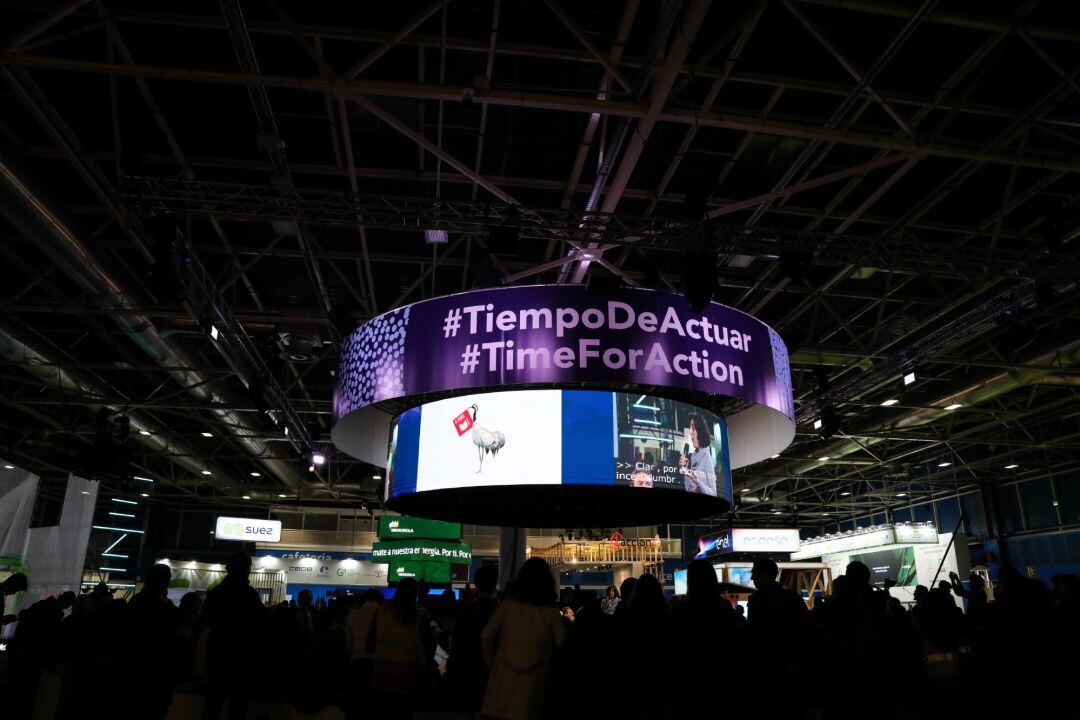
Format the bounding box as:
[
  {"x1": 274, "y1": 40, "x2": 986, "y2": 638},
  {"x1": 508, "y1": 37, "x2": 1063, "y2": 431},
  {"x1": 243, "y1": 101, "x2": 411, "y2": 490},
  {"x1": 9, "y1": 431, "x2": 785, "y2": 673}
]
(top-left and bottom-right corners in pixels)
[
  {"x1": 224, "y1": 521, "x2": 244, "y2": 536},
  {"x1": 389, "y1": 520, "x2": 399, "y2": 528}
]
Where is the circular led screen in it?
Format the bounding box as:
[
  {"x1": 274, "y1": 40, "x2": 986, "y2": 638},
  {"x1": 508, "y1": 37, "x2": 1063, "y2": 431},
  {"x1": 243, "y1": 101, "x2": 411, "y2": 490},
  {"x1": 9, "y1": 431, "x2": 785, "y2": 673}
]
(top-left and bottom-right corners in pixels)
[{"x1": 384, "y1": 389, "x2": 733, "y2": 526}]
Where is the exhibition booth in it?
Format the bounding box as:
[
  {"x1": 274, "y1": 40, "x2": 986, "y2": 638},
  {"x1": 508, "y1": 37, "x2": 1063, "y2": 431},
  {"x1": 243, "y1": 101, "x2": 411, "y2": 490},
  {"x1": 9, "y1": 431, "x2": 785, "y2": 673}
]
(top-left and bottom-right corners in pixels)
[{"x1": 791, "y1": 522, "x2": 969, "y2": 606}]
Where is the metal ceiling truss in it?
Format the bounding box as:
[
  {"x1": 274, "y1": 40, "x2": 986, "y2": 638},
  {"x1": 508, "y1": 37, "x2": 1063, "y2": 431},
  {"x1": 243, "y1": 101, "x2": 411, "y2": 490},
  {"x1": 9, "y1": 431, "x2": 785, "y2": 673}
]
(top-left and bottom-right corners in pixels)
[{"x1": 1, "y1": 0, "x2": 1079, "y2": 523}]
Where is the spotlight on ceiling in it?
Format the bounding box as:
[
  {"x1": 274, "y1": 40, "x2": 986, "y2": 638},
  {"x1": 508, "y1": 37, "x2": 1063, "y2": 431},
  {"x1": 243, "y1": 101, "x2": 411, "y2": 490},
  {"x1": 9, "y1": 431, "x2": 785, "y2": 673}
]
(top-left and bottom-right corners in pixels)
[
  {"x1": 840, "y1": 491, "x2": 851, "y2": 496},
  {"x1": 881, "y1": 398, "x2": 899, "y2": 406},
  {"x1": 903, "y1": 372, "x2": 916, "y2": 385},
  {"x1": 242, "y1": 495, "x2": 251, "y2": 500},
  {"x1": 312, "y1": 453, "x2": 326, "y2": 466},
  {"x1": 250, "y1": 472, "x2": 261, "y2": 477},
  {"x1": 944, "y1": 403, "x2": 963, "y2": 411},
  {"x1": 938, "y1": 461, "x2": 952, "y2": 468},
  {"x1": 817, "y1": 456, "x2": 830, "y2": 462},
  {"x1": 201, "y1": 470, "x2": 212, "y2": 476},
  {"x1": 1004, "y1": 464, "x2": 1019, "y2": 470}
]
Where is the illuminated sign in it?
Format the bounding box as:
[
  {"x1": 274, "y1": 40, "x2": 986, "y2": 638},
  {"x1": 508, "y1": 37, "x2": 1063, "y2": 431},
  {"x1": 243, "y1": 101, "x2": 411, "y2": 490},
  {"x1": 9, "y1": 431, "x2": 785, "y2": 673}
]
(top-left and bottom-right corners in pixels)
[
  {"x1": 386, "y1": 389, "x2": 732, "y2": 505},
  {"x1": 214, "y1": 516, "x2": 281, "y2": 543},
  {"x1": 696, "y1": 528, "x2": 799, "y2": 556},
  {"x1": 731, "y1": 528, "x2": 801, "y2": 553},
  {"x1": 334, "y1": 287, "x2": 793, "y2": 422},
  {"x1": 371, "y1": 540, "x2": 472, "y2": 564},
  {"x1": 377, "y1": 516, "x2": 462, "y2": 540}
]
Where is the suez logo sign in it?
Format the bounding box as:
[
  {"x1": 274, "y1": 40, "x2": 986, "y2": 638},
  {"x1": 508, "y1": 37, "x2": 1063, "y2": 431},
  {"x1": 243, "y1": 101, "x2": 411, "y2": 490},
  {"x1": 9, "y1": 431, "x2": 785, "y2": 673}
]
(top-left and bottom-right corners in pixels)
[{"x1": 213, "y1": 516, "x2": 282, "y2": 543}]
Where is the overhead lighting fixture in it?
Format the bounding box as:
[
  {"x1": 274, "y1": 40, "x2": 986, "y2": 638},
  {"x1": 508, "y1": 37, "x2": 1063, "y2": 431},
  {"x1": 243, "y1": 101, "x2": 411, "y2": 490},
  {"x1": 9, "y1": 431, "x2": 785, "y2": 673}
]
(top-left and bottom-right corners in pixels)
[
  {"x1": 109, "y1": 511, "x2": 135, "y2": 518},
  {"x1": 112, "y1": 498, "x2": 137, "y2": 505},
  {"x1": 896, "y1": 493, "x2": 907, "y2": 497},
  {"x1": 308, "y1": 465, "x2": 315, "y2": 472},
  {"x1": 424, "y1": 228, "x2": 449, "y2": 245},
  {"x1": 818, "y1": 456, "x2": 830, "y2": 462},
  {"x1": 3, "y1": 464, "x2": 13, "y2": 469},
  {"x1": 284, "y1": 426, "x2": 289, "y2": 437},
  {"x1": 80, "y1": 491, "x2": 90, "y2": 495},
  {"x1": 139, "y1": 430, "x2": 151, "y2": 436},
  {"x1": 840, "y1": 491, "x2": 851, "y2": 496},
  {"x1": 813, "y1": 419, "x2": 823, "y2": 430},
  {"x1": 773, "y1": 511, "x2": 783, "y2": 515},
  {"x1": 209, "y1": 325, "x2": 220, "y2": 341},
  {"x1": 201, "y1": 470, "x2": 212, "y2": 476},
  {"x1": 242, "y1": 495, "x2": 251, "y2": 500},
  {"x1": 938, "y1": 461, "x2": 952, "y2": 467},
  {"x1": 740, "y1": 488, "x2": 751, "y2": 493},
  {"x1": 903, "y1": 372, "x2": 916, "y2": 386},
  {"x1": 278, "y1": 493, "x2": 287, "y2": 498},
  {"x1": 881, "y1": 399, "x2": 899, "y2": 406},
  {"x1": 140, "y1": 493, "x2": 149, "y2": 498},
  {"x1": 250, "y1": 472, "x2": 261, "y2": 477},
  {"x1": 133, "y1": 476, "x2": 154, "y2": 483},
  {"x1": 312, "y1": 453, "x2": 326, "y2": 465},
  {"x1": 201, "y1": 432, "x2": 213, "y2": 438},
  {"x1": 372, "y1": 474, "x2": 382, "y2": 480},
  {"x1": 770, "y1": 454, "x2": 780, "y2": 459},
  {"x1": 944, "y1": 403, "x2": 962, "y2": 411},
  {"x1": 822, "y1": 512, "x2": 830, "y2": 516},
  {"x1": 1004, "y1": 464, "x2": 1019, "y2": 470}
]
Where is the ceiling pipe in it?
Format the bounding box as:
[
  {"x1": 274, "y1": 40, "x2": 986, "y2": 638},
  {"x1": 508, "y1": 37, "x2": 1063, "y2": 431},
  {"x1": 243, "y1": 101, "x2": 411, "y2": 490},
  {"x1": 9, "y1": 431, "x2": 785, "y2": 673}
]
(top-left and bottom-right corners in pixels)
[
  {"x1": 0, "y1": 324, "x2": 236, "y2": 489},
  {"x1": 0, "y1": 154, "x2": 314, "y2": 496},
  {"x1": 741, "y1": 339, "x2": 1080, "y2": 494}
]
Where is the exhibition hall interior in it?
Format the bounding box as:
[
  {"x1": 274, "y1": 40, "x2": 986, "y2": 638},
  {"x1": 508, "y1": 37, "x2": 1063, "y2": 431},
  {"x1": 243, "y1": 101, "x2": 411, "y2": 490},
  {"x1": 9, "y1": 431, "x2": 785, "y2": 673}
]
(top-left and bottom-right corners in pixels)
[{"x1": 1, "y1": 1, "x2": 1079, "y2": 718}]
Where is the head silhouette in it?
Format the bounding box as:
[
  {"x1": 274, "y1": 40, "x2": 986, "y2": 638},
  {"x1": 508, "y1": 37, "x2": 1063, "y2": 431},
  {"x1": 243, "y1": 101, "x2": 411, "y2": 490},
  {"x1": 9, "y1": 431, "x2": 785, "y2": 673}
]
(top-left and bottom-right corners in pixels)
[
  {"x1": 627, "y1": 574, "x2": 666, "y2": 624},
  {"x1": 145, "y1": 564, "x2": 171, "y2": 596},
  {"x1": 687, "y1": 559, "x2": 721, "y2": 604},
  {"x1": 619, "y1": 577, "x2": 638, "y2": 606},
  {"x1": 512, "y1": 557, "x2": 557, "y2": 606},
  {"x1": 391, "y1": 577, "x2": 419, "y2": 617},
  {"x1": 751, "y1": 558, "x2": 779, "y2": 588},
  {"x1": 226, "y1": 551, "x2": 252, "y2": 579},
  {"x1": 845, "y1": 561, "x2": 871, "y2": 587}
]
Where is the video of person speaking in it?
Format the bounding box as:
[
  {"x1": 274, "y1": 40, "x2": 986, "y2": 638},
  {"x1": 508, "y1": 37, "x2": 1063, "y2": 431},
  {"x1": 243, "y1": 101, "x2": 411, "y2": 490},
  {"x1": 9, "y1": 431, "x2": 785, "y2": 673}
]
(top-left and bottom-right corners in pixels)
[{"x1": 613, "y1": 394, "x2": 728, "y2": 497}]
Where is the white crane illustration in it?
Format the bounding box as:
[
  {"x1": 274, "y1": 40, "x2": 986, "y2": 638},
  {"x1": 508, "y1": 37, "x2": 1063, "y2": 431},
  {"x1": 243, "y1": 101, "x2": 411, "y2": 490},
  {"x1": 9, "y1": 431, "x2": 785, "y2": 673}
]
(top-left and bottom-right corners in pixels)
[{"x1": 468, "y1": 403, "x2": 505, "y2": 472}]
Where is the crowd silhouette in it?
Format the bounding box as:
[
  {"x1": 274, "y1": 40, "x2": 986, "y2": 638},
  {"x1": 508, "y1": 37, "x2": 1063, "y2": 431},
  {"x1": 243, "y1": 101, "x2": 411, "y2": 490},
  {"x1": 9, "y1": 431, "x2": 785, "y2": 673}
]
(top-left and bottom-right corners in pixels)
[{"x1": 1, "y1": 553, "x2": 1078, "y2": 719}]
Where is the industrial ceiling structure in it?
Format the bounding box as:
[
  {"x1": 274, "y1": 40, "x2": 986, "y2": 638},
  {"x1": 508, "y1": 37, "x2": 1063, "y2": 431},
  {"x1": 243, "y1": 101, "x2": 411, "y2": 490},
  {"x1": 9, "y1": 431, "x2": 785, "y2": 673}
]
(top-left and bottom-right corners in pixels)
[{"x1": 1, "y1": 0, "x2": 1078, "y2": 529}]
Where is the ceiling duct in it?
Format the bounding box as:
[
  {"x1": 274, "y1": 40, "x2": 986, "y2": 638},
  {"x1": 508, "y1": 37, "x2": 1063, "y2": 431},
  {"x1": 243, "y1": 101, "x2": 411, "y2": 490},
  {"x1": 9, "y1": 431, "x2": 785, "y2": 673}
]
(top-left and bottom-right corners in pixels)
[{"x1": 0, "y1": 154, "x2": 313, "y2": 496}]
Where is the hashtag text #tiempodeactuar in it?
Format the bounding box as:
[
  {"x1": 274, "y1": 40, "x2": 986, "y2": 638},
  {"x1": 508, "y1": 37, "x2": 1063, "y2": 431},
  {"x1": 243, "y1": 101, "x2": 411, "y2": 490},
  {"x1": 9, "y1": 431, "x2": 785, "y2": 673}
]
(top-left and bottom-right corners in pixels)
[{"x1": 443, "y1": 301, "x2": 753, "y2": 350}]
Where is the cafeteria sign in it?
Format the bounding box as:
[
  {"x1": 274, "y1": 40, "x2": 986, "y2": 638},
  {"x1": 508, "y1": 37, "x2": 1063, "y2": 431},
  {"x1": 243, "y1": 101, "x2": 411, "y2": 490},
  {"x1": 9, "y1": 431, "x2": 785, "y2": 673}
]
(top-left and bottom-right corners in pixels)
[
  {"x1": 371, "y1": 540, "x2": 472, "y2": 564},
  {"x1": 377, "y1": 516, "x2": 462, "y2": 541}
]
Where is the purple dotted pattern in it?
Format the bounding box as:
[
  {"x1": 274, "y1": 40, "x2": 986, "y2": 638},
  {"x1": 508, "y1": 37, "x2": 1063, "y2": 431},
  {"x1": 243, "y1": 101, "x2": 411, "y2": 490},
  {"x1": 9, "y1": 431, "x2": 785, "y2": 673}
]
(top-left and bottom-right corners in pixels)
[
  {"x1": 768, "y1": 326, "x2": 794, "y2": 421},
  {"x1": 333, "y1": 307, "x2": 410, "y2": 418}
]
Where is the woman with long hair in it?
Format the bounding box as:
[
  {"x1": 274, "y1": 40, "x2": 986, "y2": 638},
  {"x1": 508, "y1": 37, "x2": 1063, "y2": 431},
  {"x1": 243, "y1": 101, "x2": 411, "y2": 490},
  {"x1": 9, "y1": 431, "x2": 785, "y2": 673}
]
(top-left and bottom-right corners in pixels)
[
  {"x1": 680, "y1": 413, "x2": 718, "y2": 496},
  {"x1": 601, "y1": 585, "x2": 620, "y2": 615},
  {"x1": 481, "y1": 558, "x2": 566, "y2": 720}
]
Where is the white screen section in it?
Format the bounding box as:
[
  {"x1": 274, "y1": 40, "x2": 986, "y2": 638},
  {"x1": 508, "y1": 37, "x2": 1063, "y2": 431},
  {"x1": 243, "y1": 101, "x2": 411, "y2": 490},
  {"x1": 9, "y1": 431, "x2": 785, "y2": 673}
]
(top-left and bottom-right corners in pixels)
[{"x1": 415, "y1": 390, "x2": 563, "y2": 491}]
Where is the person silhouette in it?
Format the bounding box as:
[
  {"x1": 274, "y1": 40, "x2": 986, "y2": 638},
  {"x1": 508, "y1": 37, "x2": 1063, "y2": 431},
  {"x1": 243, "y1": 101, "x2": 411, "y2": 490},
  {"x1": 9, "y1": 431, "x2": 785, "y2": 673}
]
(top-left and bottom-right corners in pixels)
[
  {"x1": 201, "y1": 552, "x2": 266, "y2": 720},
  {"x1": 126, "y1": 563, "x2": 177, "y2": 720}
]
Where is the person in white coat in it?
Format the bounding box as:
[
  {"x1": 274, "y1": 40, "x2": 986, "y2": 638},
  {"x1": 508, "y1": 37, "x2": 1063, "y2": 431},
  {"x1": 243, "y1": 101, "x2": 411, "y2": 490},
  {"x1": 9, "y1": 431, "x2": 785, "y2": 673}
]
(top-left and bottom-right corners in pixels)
[{"x1": 481, "y1": 558, "x2": 566, "y2": 720}]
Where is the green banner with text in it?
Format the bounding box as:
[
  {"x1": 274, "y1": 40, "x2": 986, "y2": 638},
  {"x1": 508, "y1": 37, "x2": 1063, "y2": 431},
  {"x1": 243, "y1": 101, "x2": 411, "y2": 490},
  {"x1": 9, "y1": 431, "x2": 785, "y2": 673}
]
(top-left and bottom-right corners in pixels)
[
  {"x1": 371, "y1": 539, "x2": 472, "y2": 564},
  {"x1": 377, "y1": 516, "x2": 462, "y2": 540},
  {"x1": 388, "y1": 560, "x2": 451, "y2": 583}
]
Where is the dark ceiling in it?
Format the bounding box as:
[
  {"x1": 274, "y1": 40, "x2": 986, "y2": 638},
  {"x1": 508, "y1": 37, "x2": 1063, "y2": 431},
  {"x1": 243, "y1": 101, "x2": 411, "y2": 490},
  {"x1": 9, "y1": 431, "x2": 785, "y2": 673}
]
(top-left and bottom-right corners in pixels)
[{"x1": 0, "y1": 0, "x2": 1078, "y2": 527}]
